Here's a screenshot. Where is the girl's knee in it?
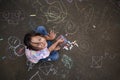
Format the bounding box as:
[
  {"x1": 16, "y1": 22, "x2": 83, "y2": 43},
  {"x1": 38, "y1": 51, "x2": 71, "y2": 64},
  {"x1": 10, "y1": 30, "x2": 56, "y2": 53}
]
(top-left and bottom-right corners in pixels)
[
  {"x1": 35, "y1": 26, "x2": 48, "y2": 35},
  {"x1": 51, "y1": 52, "x2": 59, "y2": 61}
]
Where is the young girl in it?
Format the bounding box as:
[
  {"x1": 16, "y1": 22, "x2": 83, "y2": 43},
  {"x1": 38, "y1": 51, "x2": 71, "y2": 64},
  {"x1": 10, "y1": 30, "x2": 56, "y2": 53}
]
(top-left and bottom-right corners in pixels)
[{"x1": 24, "y1": 26, "x2": 64, "y2": 64}]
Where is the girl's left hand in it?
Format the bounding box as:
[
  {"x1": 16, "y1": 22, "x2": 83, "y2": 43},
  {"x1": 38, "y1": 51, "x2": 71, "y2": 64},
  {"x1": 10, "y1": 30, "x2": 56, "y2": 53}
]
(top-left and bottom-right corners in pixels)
[
  {"x1": 54, "y1": 46, "x2": 61, "y2": 51},
  {"x1": 49, "y1": 30, "x2": 56, "y2": 40}
]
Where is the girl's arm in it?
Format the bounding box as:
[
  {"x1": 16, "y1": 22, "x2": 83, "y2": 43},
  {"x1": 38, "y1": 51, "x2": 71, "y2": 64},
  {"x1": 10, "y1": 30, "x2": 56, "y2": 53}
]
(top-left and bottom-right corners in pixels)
[
  {"x1": 48, "y1": 38, "x2": 64, "y2": 52},
  {"x1": 45, "y1": 30, "x2": 56, "y2": 40}
]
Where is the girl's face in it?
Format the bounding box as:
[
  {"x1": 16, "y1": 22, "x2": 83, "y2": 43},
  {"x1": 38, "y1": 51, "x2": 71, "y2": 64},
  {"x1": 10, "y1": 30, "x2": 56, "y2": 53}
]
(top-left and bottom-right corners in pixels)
[{"x1": 30, "y1": 36, "x2": 47, "y2": 50}]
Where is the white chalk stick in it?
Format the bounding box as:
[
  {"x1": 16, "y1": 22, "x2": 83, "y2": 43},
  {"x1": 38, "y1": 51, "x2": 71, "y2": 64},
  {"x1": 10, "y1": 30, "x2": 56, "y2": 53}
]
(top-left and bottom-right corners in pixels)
[{"x1": 30, "y1": 14, "x2": 36, "y2": 16}]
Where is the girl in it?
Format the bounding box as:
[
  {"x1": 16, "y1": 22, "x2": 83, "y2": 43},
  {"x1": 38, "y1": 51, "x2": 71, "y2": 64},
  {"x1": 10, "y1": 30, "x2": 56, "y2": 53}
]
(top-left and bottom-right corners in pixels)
[{"x1": 24, "y1": 26, "x2": 64, "y2": 63}]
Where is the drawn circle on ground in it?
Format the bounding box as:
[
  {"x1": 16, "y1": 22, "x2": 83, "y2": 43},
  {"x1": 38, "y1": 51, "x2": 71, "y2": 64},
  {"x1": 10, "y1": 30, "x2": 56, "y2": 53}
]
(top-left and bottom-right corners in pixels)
[
  {"x1": 14, "y1": 10, "x2": 24, "y2": 19},
  {"x1": 2, "y1": 11, "x2": 9, "y2": 19},
  {"x1": 45, "y1": 5, "x2": 67, "y2": 24},
  {"x1": 14, "y1": 44, "x2": 25, "y2": 57},
  {"x1": 64, "y1": 20, "x2": 79, "y2": 35},
  {"x1": 8, "y1": 36, "x2": 21, "y2": 47},
  {"x1": 67, "y1": 0, "x2": 73, "y2": 3},
  {"x1": 101, "y1": 30, "x2": 111, "y2": 40},
  {"x1": 46, "y1": 6, "x2": 61, "y2": 22},
  {"x1": 12, "y1": 10, "x2": 21, "y2": 19},
  {"x1": 61, "y1": 54, "x2": 73, "y2": 69},
  {"x1": 77, "y1": 35, "x2": 93, "y2": 53},
  {"x1": 79, "y1": 40, "x2": 90, "y2": 52},
  {"x1": 6, "y1": 46, "x2": 17, "y2": 60},
  {"x1": 45, "y1": 0, "x2": 56, "y2": 4}
]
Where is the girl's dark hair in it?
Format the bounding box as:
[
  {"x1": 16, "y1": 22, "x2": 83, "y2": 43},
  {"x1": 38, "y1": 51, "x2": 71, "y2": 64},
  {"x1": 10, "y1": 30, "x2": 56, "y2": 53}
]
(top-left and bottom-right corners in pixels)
[{"x1": 24, "y1": 31, "x2": 43, "y2": 51}]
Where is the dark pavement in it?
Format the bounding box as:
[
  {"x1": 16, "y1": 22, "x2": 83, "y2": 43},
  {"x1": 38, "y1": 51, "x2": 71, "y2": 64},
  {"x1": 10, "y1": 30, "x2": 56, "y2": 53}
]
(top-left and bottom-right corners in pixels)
[{"x1": 0, "y1": 0, "x2": 120, "y2": 80}]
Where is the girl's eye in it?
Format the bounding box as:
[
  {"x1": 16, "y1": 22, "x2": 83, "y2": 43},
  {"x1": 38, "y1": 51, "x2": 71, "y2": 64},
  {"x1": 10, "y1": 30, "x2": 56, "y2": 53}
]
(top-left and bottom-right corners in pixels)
[
  {"x1": 36, "y1": 43, "x2": 40, "y2": 47},
  {"x1": 39, "y1": 38, "x2": 41, "y2": 41},
  {"x1": 37, "y1": 44, "x2": 39, "y2": 46}
]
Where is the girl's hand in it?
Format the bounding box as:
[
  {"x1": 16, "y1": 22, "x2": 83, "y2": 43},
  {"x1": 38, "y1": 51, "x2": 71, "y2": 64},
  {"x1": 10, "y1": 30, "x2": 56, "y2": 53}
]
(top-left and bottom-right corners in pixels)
[
  {"x1": 57, "y1": 38, "x2": 64, "y2": 43},
  {"x1": 54, "y1": 46, "x2": 61, "y2": 51},
  {"x1": 49, "y1": 30, "x2": 56, "y2": 40}
]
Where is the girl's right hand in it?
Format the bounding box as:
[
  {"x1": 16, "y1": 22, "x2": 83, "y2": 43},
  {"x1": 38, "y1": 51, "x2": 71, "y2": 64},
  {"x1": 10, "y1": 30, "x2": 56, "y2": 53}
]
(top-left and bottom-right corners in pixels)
[{"x1": 57, "y1": 38, "x2": 64, "y2": 43}]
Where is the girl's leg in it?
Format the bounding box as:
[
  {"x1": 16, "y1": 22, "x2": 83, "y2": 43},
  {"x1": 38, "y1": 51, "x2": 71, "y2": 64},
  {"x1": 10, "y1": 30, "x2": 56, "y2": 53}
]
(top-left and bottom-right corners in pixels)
[
  {"x1": 35, "y1": 26, "x2": 48, "y2": 35},
  {"x1": 48, "y1": 51, "x2": 59, "y2": 61},
  {"x1": 41, "y1": 41, "x2": 59, "y2": 61},
  {"x1": 41, "y1": 51, "x2": 59, "y2": 61}
]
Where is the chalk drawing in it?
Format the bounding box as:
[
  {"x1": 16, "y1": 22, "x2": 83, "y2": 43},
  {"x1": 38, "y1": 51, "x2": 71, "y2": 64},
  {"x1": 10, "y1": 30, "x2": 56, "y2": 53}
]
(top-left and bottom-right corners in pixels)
[
  {"x1": 8, "y1": 36, "x2": 21, "y2": 48},
  {"x1": 2, "y1": 11, "x2": 9, "y2": 19},
  {"x1": 79, "y1": 4, "x2": 94, "y2": 33},
  {"x1": 101, "y1": 30, "x2": 111, "y2": 41},
  {"x1": 0, "y1": 11, "x2": 8, "y2": 21},
  {"x1": 64, "y1": 19, "x2": 79, "y2": 35},
  {"x1": 0, "y1": 37, "x2": 3, "y2": 41},
  {"x1": 100, "y1": 18, "x2": 112, "y2": 41},
  {"x1": 31, "y1": 0, "x2": 43, "y2": 14},
  {"x1": 26, "y1": 60, "x2": 35, "y2": 71},
  {"x1": 1, "y1": 56, "x2": 6, "y2": 60},
  {"x1": 29, "y1": 71, "x2": 42, "y2": 80},
  {"x1": 2, "y1": 10, "x2": 25, "y2": 25},
  {"x1": 61, "y1": 54, "x2": 73, "y2": 69},
  {"x1": 45, "y1": 0, "x2": 56, "y2": 5},
  {"x1": 7, "y1": 36, "x2": 25, "y2": 57},
  {"x1": 67, "y1": 0, "x2": 84, "y2": 12},
  {"x1": 109, "y1": 0, "x2": 120, "y2": 13},
  {"x1": 30, "y1": 0, "x2": 67, "y2": 24},
  {"x1": 104, "y1": 52, "x2": 116, "y2": 60},
  {"x1": 90, "y1": 56, "x2": 103, "y2": 68},
  {"x1": 28, "y1": 19, "x2": 37, "y2": 30},
  {"x1": 74, "y1": 0, "x2": 80, "y2": 11},
  {"x1": 104, "y1": 48, "x2": 116, "y2": 60},
  {"x1": 66, "y1": 0, "x2": 82, "y2": 11},
  {"x1": 44, "y1": 1, "x2": 67, "y2": 24},
  {"x1": 97, "y1": 7, "x2": 109, "y2": 27},
  {"x1": 89, "y1": 6, "x2": 109, "y2": 34},
  {"x1": 7, "y1": 19, "x2": 19, "y2": 24},
  {"x1": 55, "y1": 69, "x2": 69, "y2": 79},
  {"x1": 66, "y1": 0, "x2": 84, "y2": 3},
  {"x1": 38, "y1": 61, "x2": 57, "y2": 75},
  {"x1": 77, "y1": 35, "x2": 93, "y2": 53},
  {"x1": 14, "y1": 44, "x2": 25, "y2": 57},
  {"x1": 49, "y1": 67, "x2": 57, "y2": 75},
  {"x1": 6, "y1": 46, "x2": 17, "y2": 60},
  {"x1": 67, "y1": 0, "x2": 73, "y2": 3},
  {"x1": 78, "y1": 0, "x2": 82, "y2": 2},
  {"x1": 79, "y1": 40, "x2": 90, "y2": 52}
]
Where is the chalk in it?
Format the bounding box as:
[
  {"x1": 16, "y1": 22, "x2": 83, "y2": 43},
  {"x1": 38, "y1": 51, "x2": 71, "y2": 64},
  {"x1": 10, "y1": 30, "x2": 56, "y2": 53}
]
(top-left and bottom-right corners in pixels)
[
  {"x1": 74, "y1": 43, "x2": 79, "y2": 47},
  {"x1": 63, "y1": 46, "x2": 69, "y2": 50},
  {"x1": 30, "y1": 14, "x2": 36, "y2": 16},
  {"x1": 93, "y1": 25, "x2": 96, "y2": 28},
  {"x1": 72, "y1": 40, "x2": 79, "y2": 47},
  {"x1": 0, "y1": 38, "x2": 3, "y2": 41},
  {"x1": 67, "y1": 41, "x2": 72, "y2": 44},
  {"x1": 1, "y1": 56, "x2": 6, "y2": 60},
  {"x1": 69, "y1": 45, "x2": 73, "y2": 50},
  {"x1": 72, "y1": 40, "x2": 76, "y2": 44},
  {"x1": 65, "y1": 34, "x2": 68, "y2": 36}
]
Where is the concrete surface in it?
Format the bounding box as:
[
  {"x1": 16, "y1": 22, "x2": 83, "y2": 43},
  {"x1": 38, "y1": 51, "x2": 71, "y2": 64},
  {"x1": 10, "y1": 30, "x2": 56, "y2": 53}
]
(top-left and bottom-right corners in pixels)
[{"x1": 0, "y1": 0, "x2": 120, "y2": 80}]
